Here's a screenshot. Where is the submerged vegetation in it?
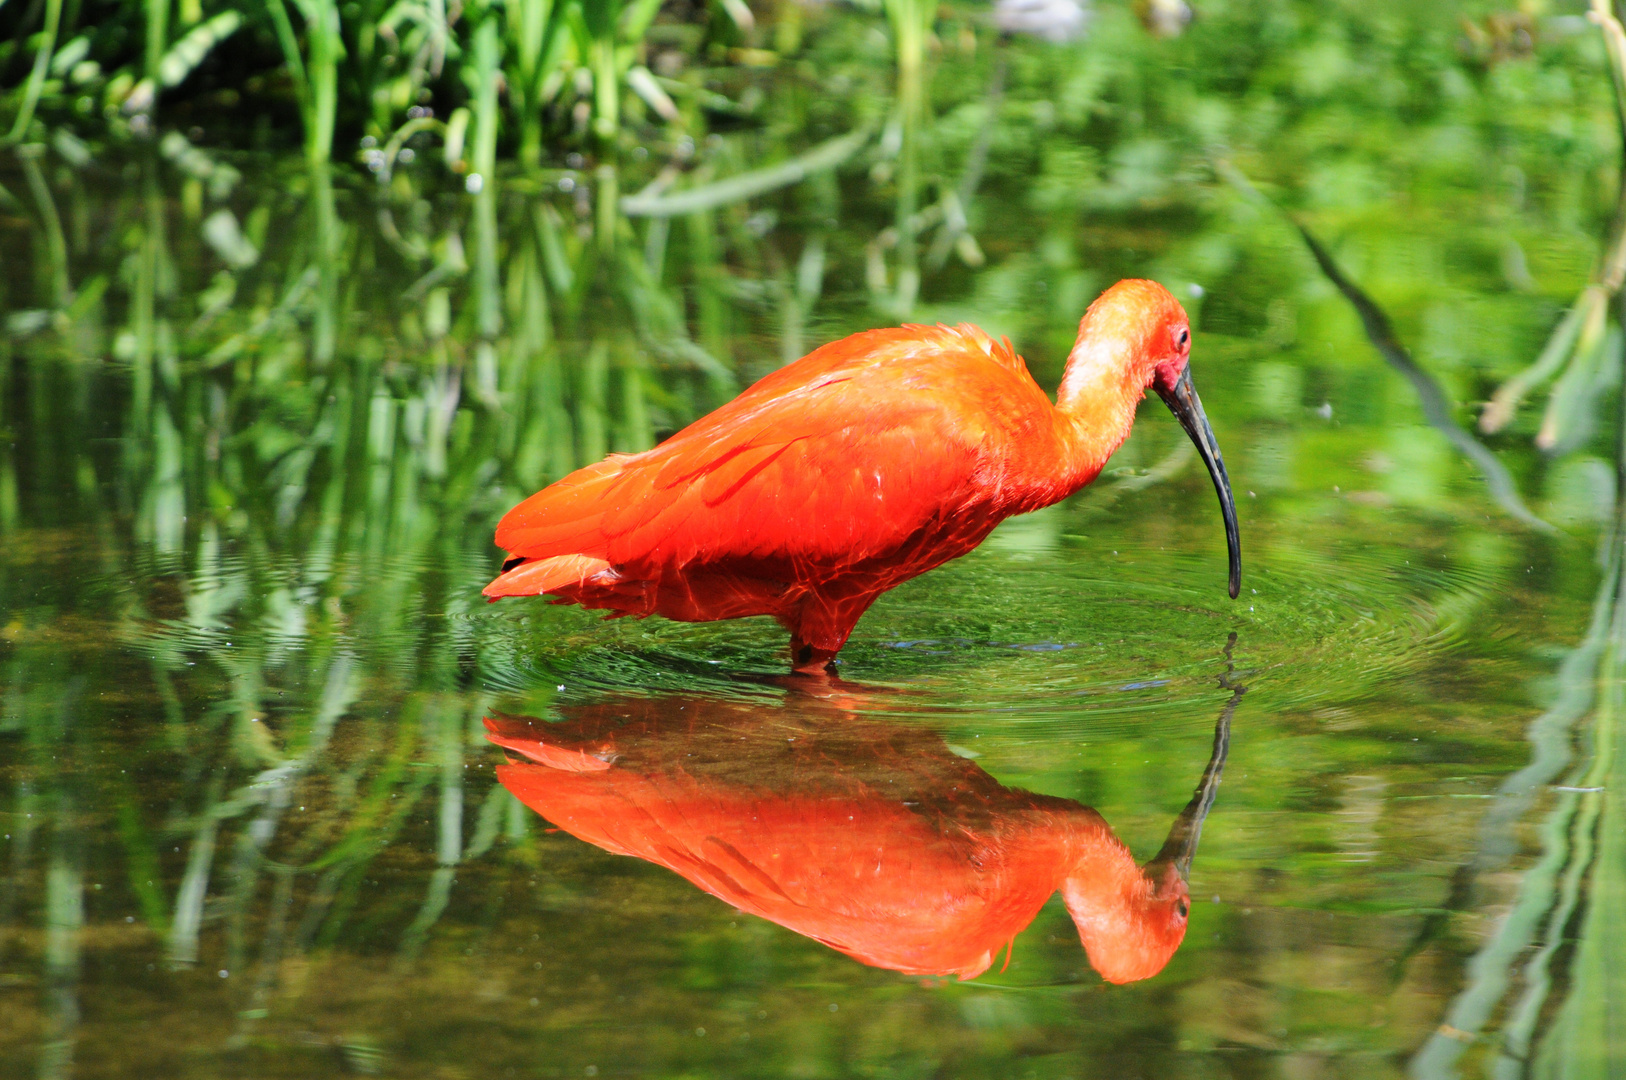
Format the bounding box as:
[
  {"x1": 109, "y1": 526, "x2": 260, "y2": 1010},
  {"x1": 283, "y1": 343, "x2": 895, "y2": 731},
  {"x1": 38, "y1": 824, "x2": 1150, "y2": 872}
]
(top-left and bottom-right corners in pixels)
[{"x1": 6, "y1": 0, "x2": 1626, "y2": 1076}]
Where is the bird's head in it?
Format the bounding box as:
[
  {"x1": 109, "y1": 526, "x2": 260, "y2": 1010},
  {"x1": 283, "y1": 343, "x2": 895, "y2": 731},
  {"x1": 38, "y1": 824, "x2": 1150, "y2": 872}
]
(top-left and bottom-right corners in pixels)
[
  {"x1": 1073, "y1": 279, "x2": 1241, "y2": 599},
  {"x1": 1073, "y1": 279, "x2": 1191, "y2": 390},
  {"x1": 1062, "y1": 858, "x2": 1191, "y2": 985}
]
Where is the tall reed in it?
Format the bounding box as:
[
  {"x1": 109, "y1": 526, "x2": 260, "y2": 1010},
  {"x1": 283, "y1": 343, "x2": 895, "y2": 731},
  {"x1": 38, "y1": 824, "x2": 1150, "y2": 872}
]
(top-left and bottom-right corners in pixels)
[
  {"x1": 505, "y1": 0, "x2": 563, "y2": 168},
  {"x1": 882, "y1": 0, "x2": 933, "y2": 315},
  {"x1": 3, "y1": 0, "x2": 63, "y2": 143},
  {"x1": 1481, "y1": 0, "x2": 1626, "y2": 449},
  {"x1": 145, "y1": 0, "x2": 169, "y2": 94}
]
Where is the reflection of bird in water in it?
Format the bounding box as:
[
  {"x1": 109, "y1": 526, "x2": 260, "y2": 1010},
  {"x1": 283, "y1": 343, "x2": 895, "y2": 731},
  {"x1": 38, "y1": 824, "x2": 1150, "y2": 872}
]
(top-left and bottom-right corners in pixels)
[
  {"x1": 485, "y1": 280, "x2": 1239, "y2": 674},
  {"x1": 488, "y1": 653, "x2": 1243, "y2": 984}
]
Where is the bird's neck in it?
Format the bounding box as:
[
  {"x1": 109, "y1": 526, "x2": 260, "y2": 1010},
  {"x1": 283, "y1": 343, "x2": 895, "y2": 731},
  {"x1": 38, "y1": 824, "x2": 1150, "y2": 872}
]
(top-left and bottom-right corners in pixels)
[
  {"x1": 1058, "y1": 812, "x2": 1145, "y2": 896},
  {"x1": 1053, "y1": 332, "x2": 1146, "y2": 484},
  {"x1": 1059, "y1": 820, "x2": 1178, "y2": 984}
]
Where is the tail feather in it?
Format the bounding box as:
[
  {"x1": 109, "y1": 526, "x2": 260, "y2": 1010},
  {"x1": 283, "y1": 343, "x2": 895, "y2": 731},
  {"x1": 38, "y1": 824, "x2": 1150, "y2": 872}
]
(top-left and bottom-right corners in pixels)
[
  {"x1": 483, "y1": 553, "x2": 615, "y2": 599},
  {"x1": 484, "y1": 715, "x2": 614, "y2": 772}
]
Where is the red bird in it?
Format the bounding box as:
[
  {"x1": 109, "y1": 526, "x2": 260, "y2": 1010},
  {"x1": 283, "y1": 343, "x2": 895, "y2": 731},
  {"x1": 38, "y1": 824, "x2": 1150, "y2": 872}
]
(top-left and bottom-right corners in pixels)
[
  {"x1": 485, "y1": 688, "x2": 1232, "y2": 983},
  {"x1": 485, "y1": 279, "x2": 1240, "y2": 672}
]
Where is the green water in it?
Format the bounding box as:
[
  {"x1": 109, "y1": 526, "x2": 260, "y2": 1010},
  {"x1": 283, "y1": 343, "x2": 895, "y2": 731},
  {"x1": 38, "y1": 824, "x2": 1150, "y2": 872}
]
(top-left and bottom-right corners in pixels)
[{"x1": 5, "y1": 2, "x2": 1626, "y2": 1077}]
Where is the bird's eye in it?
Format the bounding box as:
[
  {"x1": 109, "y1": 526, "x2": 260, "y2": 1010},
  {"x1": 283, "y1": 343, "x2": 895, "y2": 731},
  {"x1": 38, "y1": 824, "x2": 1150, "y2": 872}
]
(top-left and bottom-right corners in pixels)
[
  {"x1": 1176, "y1": 327, "x2": 1190, "y2": 350},
  {"x1": 1175, "y1": 898, "x2": 1189, "y2": 920}
]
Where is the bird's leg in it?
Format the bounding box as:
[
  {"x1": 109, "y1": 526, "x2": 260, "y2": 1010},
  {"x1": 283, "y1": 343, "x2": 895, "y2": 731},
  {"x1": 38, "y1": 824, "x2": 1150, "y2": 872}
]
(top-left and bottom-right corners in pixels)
[
  {"x1": 781, "y1": 589, "x2": 881, "y2": 675},
  {"x1": 789, "y1": 638, "x2": 839, "y2": 676}
]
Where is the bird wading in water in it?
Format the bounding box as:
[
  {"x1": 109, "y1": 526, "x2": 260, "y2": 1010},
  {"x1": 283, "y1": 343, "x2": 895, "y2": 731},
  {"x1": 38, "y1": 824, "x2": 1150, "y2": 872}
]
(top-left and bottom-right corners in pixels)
[{"x1": 484, "y1": 279, "x2": 1241, "y2": 673}]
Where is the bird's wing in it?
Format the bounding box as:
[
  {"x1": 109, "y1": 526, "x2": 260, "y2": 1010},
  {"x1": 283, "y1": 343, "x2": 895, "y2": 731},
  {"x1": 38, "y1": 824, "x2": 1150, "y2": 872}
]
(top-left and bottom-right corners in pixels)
[{"x1": 494, "y1": 325, "x2": 1044, "y2": 570}]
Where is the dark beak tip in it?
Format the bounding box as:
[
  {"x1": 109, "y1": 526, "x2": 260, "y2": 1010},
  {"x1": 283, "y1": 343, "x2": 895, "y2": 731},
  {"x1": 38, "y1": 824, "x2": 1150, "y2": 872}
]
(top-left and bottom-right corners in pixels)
[{"x1": 1228, "y1": 579, "x2": 1240, "y2": 600}]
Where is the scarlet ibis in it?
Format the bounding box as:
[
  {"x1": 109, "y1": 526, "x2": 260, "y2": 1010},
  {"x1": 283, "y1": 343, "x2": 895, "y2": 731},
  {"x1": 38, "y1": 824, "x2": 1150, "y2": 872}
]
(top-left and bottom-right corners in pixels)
[
  {"x1": 485, "y1": 279, "x2": 1240, "y2": 672},
  {"x1": 485, "y1": 681, "x2": 1235, "y2": 983}
]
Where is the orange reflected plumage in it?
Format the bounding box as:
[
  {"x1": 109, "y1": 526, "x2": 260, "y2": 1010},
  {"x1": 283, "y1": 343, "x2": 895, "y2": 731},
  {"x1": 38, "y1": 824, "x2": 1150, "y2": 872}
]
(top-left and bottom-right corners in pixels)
[{"x1": 487, "y1": 684, "x2": 1235, "y2": 984}]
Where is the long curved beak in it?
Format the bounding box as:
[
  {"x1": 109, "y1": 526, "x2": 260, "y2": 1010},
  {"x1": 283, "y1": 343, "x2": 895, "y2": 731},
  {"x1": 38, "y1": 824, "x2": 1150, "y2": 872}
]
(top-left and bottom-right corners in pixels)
[{"x1": 1156, "y1": 367, "x2": 1241, "y2": 599}]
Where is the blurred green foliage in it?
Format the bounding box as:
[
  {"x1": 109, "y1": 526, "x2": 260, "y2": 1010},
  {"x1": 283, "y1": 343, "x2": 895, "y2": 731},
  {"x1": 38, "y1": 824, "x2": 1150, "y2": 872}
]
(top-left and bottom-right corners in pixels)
[{"x1": 4, "y1": 0, "x2": 1626, "y2": 1076}]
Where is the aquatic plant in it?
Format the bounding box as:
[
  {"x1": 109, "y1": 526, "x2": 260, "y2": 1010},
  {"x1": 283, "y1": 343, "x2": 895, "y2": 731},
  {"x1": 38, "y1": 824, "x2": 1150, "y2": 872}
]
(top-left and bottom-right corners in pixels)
[{"x1": 1480, "y1": 0, "x2": 1626, "y2": 457}]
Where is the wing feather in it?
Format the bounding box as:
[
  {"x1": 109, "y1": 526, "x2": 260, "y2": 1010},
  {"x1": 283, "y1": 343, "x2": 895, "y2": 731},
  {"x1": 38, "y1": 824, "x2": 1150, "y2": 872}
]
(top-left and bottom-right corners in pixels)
[{"x1": 490, "y1": 324, "x2": 1048, "y2": 575}]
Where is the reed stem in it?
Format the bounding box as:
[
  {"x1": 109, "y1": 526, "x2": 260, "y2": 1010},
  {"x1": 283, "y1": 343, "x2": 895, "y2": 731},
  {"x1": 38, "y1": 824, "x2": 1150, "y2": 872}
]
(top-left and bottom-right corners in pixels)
[
  {"x1": 4, "y1": 0, "x2": 63, "y2": 143},
  {"x1": 471, "y1": 15, "x2": 502, "y2": 342}
]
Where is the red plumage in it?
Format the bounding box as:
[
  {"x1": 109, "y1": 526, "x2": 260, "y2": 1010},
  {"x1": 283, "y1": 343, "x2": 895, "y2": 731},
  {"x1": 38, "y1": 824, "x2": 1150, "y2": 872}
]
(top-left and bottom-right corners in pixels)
[{"x1": 485, "y1": 280, "x2": 1236, "y2": 671}]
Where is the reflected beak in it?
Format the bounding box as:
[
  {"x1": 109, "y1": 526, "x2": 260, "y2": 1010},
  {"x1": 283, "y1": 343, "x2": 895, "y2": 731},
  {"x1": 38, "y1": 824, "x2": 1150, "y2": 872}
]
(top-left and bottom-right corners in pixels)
[
  {"x1": 1150, "y1": 767, "x2": 1215, "y2": 883},
  {"x1": 1165, "y1": 788, "x2": 1208, "y2": 882},
  {"x1": 1148, "y1": 653, "x2": 1241, "y2": 882},
  {"x1": 1155, "y1": 367, "x2": 1241, "y2": 600}
]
